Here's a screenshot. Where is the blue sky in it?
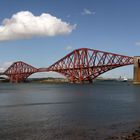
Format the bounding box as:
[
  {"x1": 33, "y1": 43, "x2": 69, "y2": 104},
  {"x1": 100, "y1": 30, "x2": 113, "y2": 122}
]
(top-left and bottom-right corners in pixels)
[{"x1": 0, "y1": 0, "x2": 140, "y2": 78}]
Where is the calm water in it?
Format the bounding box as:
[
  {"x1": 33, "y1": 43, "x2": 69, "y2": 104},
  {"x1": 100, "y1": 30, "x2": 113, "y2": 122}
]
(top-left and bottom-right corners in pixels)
[{"x1": 0, "y1": 81, "x2": 140, "y2": 140}]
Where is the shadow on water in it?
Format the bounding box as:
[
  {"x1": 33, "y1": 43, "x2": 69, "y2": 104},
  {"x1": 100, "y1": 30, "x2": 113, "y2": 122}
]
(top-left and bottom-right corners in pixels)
[{"x1": 0, "y1": 101, "x2": 77, "y2": 108}]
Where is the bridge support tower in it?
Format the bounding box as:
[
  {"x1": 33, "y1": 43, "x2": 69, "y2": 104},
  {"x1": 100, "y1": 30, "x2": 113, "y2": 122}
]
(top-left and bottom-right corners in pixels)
[{"x1": 133, "y1": 56, "x2": 140, "y2": 84}]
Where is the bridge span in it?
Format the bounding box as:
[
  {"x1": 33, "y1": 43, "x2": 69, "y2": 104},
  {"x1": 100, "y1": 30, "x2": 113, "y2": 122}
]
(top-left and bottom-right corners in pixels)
[{"x1": 0, "y1": 48, "x2": 137, "y2": 83}]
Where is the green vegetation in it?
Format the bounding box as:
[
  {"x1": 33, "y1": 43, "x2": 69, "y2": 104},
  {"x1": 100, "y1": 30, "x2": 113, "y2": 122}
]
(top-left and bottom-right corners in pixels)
[{"x1": 28, "y1": 77, "x2": 69, "y2": 83}]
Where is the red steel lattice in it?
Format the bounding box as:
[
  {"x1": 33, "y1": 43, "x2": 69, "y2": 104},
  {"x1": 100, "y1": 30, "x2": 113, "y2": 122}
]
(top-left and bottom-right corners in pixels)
[
  {"x1": 4, "y1": 61, "x2": 37, "y2": 83},
  {"x1": 2, "y1": 48, "x2": 134, "y2": 83},
  {"x1": 48, "y1": 48, "x2": 134, "y2": 83}
]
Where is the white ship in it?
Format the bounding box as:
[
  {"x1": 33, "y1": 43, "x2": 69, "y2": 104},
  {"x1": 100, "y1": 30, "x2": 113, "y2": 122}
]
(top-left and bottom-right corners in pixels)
[{"x1": 118, "y1": 76, "x2": 128, "y2": 82}]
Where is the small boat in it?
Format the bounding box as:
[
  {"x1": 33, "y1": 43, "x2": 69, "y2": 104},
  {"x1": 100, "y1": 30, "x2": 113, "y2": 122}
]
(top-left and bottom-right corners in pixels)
[
  {"x1": 118, "y1": 76, "x2": 128, "y2": 82},
  {"x1": 122, "y1": 77, "x2": 128, "y2": 82}
]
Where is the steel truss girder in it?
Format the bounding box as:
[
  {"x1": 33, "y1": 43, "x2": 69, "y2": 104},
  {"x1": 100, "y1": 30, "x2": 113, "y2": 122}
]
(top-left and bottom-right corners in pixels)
[
  {"x1": 3, "y1": 48, "x2": 134, "y2": 83},
  {"x1": 4, "y1": 61, "x2": 37, "y2": 83},
  {"x1": 48, "y1": 48, "x2": 134, "y2": 83}
]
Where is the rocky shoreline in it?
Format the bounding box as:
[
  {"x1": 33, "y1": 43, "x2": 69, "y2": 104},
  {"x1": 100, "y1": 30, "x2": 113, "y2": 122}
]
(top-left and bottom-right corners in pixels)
[{"x1": 107, "y1": 126, "x2": 140, "y2": 140}]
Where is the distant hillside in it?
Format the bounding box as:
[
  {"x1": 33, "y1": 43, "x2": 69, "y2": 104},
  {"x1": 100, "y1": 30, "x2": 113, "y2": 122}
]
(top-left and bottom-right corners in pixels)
[{"x1": 28, "y1": 77, "x2": 69, "y2": 83}]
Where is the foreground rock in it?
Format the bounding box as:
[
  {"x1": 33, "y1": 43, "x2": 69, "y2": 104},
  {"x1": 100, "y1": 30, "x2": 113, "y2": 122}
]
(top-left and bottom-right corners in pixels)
[{"x1": 107, "y1": 126, "x2": 140, "y2": 140}]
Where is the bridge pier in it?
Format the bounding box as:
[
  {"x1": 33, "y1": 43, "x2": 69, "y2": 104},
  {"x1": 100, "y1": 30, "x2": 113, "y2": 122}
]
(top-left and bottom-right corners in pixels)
[
  {"x1": 133, "y1": 56, "x2": 140, "y2": 84},
  {"x1": 69, "y1": 76, "x2": 93, "y2": 83}
]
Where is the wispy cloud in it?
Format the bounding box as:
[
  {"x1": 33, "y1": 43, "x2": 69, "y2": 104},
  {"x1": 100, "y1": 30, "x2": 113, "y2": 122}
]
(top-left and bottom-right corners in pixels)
[
  {"x1": 0, "y1": 11, "x2": 76, "y2": 41},
  {"x1": 81, "y1": 9, "x2": 95, "y2": 15},
  {"x1": 0, "y1": 61, "x2": 13, "y2": 72},
  {"x1": 135, "y1": 42, "x2": 140, "y2": 46},
  {"x1": 65, "y1": 46, "x2": 73, "y2": 51},
  {"x1": 66, "y1": 14, "x2": 71, "y2": 18}
]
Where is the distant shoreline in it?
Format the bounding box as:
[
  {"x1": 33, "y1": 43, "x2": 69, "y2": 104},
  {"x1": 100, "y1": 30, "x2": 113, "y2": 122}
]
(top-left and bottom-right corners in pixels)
[{"x1": 0, "y1": 77, "x2": 133, "y2": 83}]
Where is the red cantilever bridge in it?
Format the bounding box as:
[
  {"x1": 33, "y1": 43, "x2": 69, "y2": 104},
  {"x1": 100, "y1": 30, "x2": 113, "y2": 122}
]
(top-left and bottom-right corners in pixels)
[{"x1": 0, "y1": 48, "x2": 134, "y2": 83}]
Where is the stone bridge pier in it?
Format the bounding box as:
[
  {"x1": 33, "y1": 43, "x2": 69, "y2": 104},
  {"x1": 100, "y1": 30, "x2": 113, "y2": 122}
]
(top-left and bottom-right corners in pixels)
[{"x1": 134, "y1": 56, "x2": 140, "y2": 84}]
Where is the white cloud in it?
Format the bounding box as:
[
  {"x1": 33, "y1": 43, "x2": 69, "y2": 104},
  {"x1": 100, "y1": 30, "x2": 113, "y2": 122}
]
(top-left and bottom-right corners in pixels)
[
  {"x1": 0, "y1": 61, "x2": 13, "y2": 72},
  {"x1": 65, "y1": 46, "x2": 73, "y2": 51},
  {"x1": 67, "y1": 14, "x2": 71, "y2": 18},
  {"x1": 82, "y1": 9, "x2": 95, "y2": 15},
  {"x1": 135, "y1": 42, "x2": 140, "y2": 46},
  {"x1": 0, "y1": 11, "x2": 76, "y2": 41}
]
